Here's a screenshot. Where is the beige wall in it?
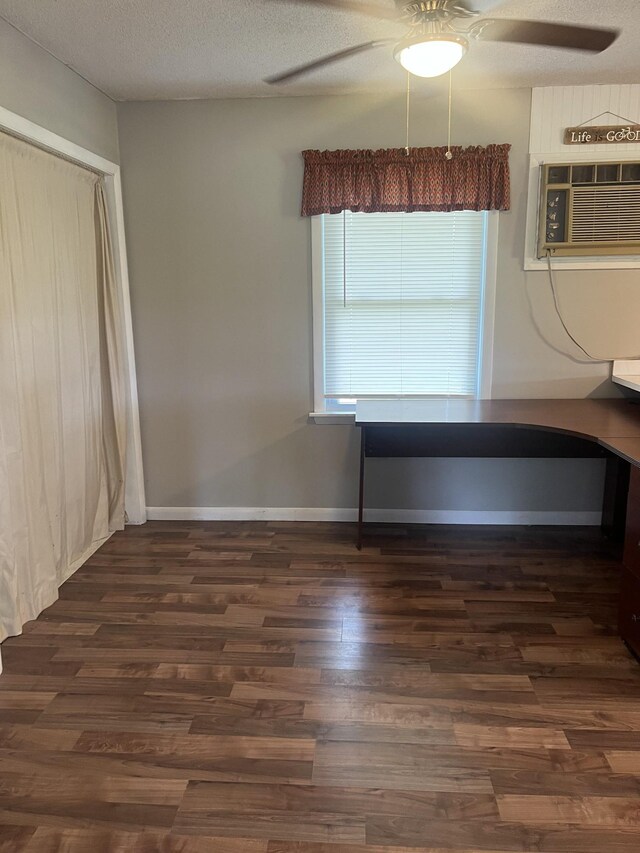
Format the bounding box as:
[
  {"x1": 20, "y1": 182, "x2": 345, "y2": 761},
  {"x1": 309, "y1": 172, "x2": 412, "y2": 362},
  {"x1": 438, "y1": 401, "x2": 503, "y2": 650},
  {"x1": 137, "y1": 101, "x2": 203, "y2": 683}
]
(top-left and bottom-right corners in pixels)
[
  {"x1": 0, "y1": 18, "x2": 118, "y2": 162},
  {"x1": 117, "y1": 88, "x2": 633, "y2": 514}
]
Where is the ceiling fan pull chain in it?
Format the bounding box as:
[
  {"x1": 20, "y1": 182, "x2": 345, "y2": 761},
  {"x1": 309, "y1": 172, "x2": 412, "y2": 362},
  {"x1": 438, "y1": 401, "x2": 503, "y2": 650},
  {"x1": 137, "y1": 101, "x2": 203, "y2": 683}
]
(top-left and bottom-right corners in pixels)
[
  {"x1": 445, "y1": 69, "x2": 453, "y2": 160},
  {"x1": 405, "y1": 71, "x2": 411, "y2": 155}
]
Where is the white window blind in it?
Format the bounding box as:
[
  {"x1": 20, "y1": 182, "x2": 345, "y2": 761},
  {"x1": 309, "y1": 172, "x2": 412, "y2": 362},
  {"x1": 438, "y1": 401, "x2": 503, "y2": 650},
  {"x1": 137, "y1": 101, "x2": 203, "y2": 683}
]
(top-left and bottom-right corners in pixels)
[{"x1": 321, "y1": 210, "x2": 488, "y2": 399}]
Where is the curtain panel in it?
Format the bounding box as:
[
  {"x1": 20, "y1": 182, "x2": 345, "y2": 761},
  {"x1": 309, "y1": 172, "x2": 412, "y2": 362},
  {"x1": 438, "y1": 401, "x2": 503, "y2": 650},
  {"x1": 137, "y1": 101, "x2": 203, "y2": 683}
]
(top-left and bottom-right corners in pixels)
[
  {"x1": 0, "y1": 133, "x2": 127, "y2": 644},
  {"x1": 301, "y1": 144, "x2": 511, "y2": 216}
]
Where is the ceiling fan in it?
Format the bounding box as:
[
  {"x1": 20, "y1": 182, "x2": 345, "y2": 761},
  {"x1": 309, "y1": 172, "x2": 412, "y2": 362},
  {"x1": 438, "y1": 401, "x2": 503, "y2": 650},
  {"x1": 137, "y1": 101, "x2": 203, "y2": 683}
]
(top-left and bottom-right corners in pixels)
[{"x1": 264, "y1": 0, "x2": 619, "y2": 84}]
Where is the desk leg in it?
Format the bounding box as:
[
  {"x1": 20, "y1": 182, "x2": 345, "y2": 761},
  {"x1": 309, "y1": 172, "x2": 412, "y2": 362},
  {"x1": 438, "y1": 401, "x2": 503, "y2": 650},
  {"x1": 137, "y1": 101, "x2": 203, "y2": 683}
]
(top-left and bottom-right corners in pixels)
[
  {"x1": 602, "y1": 454, "x2": 630, "y2": 542},
  {"x1": 357, "y1": 426, "x2": 365, "y2": 550}
]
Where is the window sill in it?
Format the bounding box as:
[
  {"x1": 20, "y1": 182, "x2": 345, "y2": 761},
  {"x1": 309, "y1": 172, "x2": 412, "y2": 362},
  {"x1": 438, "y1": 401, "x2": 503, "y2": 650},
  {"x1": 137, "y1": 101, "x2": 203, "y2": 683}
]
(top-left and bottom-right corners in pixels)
[{"x1": 309, "y1": 412, "x2": 356, "y2": 425}]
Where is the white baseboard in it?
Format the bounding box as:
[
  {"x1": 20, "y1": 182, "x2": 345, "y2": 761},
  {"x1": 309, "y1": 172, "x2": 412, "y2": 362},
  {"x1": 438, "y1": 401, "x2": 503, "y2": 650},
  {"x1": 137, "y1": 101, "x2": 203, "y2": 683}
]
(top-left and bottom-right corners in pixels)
[{"x1": 146, "y1": 506, "x2": 602, "y2": 526}]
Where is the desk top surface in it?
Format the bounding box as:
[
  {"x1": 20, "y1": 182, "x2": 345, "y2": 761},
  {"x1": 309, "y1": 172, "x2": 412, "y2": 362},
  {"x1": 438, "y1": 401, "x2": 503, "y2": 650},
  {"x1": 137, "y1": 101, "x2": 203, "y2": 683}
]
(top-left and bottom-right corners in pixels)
[{"x1": 356, "y1": 398, "x2": 640, "y2": 442}]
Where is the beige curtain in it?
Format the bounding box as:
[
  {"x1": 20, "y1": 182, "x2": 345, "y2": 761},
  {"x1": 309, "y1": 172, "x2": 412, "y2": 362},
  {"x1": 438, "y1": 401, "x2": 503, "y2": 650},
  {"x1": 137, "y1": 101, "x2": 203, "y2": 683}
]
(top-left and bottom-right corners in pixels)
[{"x1": 0, "y1": 132, "x2": 127, "y2": 643}]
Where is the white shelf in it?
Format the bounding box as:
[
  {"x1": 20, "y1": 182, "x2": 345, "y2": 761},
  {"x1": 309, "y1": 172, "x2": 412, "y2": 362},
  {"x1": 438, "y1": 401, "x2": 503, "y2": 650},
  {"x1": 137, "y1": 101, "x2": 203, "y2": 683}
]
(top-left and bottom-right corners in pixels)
[
  {"x1": 612, "y1": 360, "x2": 640, "y2": 393},
  {"x1": 613, "y1": 374, "x2": 640, "y2": 393}
]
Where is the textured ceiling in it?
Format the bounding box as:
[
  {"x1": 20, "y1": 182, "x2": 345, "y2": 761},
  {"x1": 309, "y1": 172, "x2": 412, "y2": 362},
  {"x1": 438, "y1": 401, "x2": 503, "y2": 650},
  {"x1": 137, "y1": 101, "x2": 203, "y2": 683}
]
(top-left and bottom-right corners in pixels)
[{"x1": 0, "y1": 0, "x2": 638, "y2": 101}]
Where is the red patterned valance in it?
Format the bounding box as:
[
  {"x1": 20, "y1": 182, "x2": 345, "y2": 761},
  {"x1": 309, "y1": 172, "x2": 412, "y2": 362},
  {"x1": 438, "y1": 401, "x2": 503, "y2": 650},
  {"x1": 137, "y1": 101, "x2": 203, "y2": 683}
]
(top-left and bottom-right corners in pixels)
[{"x1": 301, "y1": 144, "x2": 511, "y2": 216}]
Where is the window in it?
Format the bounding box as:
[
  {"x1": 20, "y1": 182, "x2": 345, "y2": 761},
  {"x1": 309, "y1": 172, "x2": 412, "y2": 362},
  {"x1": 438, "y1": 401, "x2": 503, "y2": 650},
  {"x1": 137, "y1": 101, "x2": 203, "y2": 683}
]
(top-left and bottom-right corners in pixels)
[{"x1": 312, "y1": 210, "x2": 497, "y2": 415}]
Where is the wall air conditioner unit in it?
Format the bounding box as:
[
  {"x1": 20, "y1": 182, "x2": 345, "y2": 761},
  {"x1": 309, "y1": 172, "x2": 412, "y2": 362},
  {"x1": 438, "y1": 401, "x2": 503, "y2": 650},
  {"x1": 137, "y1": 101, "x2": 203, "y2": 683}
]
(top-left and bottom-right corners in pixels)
[{"x1": 538, "y1": 161, "x2": 640, "y2": 258}]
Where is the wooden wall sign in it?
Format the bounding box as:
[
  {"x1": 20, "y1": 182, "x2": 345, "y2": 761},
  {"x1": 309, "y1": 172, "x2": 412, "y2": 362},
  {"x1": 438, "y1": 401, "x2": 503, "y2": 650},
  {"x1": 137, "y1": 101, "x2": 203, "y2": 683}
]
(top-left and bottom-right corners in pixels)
[{"x1": 564, "y1": 125, "x2": 640, "y2": 145}]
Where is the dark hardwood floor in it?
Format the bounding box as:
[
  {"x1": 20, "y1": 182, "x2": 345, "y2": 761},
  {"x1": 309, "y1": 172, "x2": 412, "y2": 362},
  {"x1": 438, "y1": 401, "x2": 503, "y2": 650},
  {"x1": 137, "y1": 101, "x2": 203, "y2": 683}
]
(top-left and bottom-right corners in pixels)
[{"x1": 1, "y1": 521, "x2": 640, "y2": 851}]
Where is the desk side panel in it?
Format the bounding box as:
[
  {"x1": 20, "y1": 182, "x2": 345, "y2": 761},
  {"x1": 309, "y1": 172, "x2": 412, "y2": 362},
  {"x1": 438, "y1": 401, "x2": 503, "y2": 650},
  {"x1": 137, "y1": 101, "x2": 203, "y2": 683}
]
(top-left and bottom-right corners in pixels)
[{"x1": 363, "y1": 424, "x2": 606, "y2": 459}]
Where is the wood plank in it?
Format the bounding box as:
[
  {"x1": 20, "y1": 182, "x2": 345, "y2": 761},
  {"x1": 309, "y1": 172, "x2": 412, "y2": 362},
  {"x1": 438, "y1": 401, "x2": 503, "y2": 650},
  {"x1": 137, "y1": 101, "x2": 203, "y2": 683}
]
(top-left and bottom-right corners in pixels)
[
  {"x1": 453, "y1": 724, "x2": 571, "y2": 751},
  {"x1": 366, "y1": 815, "x2": 640, "y2": 851},
  {"x1": 23, "y1": 827, "x2": 268, "y2": 851},
  {"x1": 497, "y1": 794, "x2": 640, "y2": 825}
]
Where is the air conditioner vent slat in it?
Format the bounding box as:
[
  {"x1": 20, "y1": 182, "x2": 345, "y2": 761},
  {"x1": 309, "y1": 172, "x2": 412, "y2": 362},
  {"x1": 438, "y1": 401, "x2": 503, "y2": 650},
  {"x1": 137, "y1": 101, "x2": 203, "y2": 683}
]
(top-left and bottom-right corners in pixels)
[{"x1": 569, "y1": 186, "x2": 640, "y2": 243}]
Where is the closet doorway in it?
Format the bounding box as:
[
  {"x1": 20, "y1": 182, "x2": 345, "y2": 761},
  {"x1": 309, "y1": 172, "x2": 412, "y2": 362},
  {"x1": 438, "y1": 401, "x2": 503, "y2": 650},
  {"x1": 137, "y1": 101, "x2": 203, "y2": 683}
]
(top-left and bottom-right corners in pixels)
[{"x1": 0, "y1": 107, "x2": 144, "y2": 654}]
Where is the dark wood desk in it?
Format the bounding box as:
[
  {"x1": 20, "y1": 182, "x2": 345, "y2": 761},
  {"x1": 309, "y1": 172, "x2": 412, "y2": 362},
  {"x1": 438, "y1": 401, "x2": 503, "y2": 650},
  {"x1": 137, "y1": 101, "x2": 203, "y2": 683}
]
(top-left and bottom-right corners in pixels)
[{"x1": 355, "y1": 398, "x2": 640, "y2": 656}]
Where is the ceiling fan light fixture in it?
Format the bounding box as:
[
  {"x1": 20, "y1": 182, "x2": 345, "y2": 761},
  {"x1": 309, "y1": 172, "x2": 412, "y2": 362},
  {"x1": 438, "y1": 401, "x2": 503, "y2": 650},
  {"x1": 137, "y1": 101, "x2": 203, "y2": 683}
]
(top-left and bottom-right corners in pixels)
[{"x1": 394, "y1": 33, "x2": 468, "y2": 78}]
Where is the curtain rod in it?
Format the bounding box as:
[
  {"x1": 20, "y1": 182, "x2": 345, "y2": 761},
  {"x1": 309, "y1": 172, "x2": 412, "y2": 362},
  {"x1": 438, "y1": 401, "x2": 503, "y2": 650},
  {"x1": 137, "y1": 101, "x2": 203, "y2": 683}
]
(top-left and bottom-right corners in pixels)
[{"x1": 0, "y1": 126, "x2": 103, "y2": 177}]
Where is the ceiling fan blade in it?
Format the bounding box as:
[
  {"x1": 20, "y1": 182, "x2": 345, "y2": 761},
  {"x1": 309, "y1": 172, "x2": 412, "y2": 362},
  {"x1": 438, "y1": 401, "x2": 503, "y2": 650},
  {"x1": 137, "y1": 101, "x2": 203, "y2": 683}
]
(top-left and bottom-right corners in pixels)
[
  {"x1": 265, "y1": 39, "x2": 394, "y2": 84},
  {"x1": 269, "y1": 0, "x2": 401, "y2": 21},
  {"x1": 458, "y1": 0, "x2": 504, "y2": 11},
  {"x1": 473, "y1": 19, "x2": 619, "y2": 53},
  {"x1": 435, "y1": 0, "x2": 497, "y2": 16}
]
